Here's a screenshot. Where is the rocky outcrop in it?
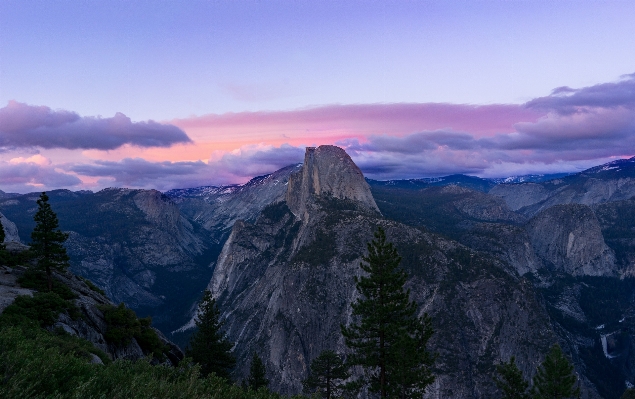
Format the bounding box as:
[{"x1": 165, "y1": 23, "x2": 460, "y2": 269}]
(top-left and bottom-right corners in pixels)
[
  {"x1": 526, "y1": 204, "x2": 616, "y2": 276},
  {"x1": 490, "y1": 157, "x2": 635, "y2": 217},
  {"x1": 489, "y1": 182, "x2": 553, "y2": 212},
  {"x1": 593, "y1": 199, "x2": 635, "y2": 277},
  {"x1": 458, "y1": 222, "x2": 542, "y2": 276},
  {"x1": 286, "y1": 146, "x2": 379, "y2": 219},
  {"x1": 0, "y1": 212, "x2": 20, "y2": 243},
  {"x1": 0, "y1": 265, "x2": 183, "y2": 365},
  {"x1": 440, "y1": 185, "x2": 525, "y2": 224},
  {"x1": 0, "y1": 265, "x2": 34, "y2": 313},
  {"x1": 167, "y1": 164, "x2": 302, "y2": 233},
  {"x1": 203, "y1": 147, "x2": 595, "y2": 398}
]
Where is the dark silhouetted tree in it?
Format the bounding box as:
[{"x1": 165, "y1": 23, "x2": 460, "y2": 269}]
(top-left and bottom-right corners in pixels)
[
  {"x1": 30, "y1": 192, "x2": 69, "y2": 291},
  {"x1": 186, "y1": 289, "x2": 235, "y2": 380},
  {"x1": 247, "y1": 352, "x2": 269, "y2": 390},
  {"x1": 303, "y1": 350, "x2": 350, "y2": 399},
  {"x1": 532, "y1": 344, "x2": 580, "y2": 399},
  {"x1": 341, "y1": 226, "x2": 435, "y2": 399},
  {"x1": 494, "y1": 356, "x2": 530, "y2": 399},
  {"x1": 622, "y1": 388, "x2": 635, "y2": 399}
]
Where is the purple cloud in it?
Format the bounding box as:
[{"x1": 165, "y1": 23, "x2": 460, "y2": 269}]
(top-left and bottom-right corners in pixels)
[
  {"x1": 331, "y1": 74, "x2": 635, "y2": 179},
  {"x1": 526, "y1": 73, "x2": 635, "y2": 114},
  {"x1": 68, "y1": 158, "x2": 210, "y2": 190},
  {"x1": 209, "y1": 144, "x2": 304, "y2": 177},
  {"x1": 59, "y1": 144, "x2": 305, "y2": 192},
  {"x1": 0, "y1": 101, "x2": 192, "y2": 150},
  {"x1": 0, "y1": 158, "x2": 82, "y2": 193}
]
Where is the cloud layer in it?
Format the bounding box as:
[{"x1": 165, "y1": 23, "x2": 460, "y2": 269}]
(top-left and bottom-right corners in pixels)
[
  {"x1": 0, "y1": 155, "x2": 82, "y2": 193},
  {"x1": 1, "y1": 74, "x2": 635, "y2": 193},
  {"x1": 0, "y1": 101, "x2": 191, "y2": 150}
]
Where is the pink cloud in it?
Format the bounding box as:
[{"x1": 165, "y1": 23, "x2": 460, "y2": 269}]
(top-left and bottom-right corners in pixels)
[
  {"x1": 0, "y1": 159, "x2": 81, "y2": 193},
  {"x1": 0, "y1": 101, "x2": 191, "y2": 150},
  {"x1": 172, "y1": 103, "x2": 544, "y2": 144}
]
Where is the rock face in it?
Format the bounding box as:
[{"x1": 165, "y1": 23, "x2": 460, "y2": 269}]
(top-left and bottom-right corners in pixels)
[
  {"x1": 490, "y1": 156, "x2": 635, "y2": 217},
  {"x1": 0, "y1": 212, "x2": 20, "y2": 243},
  {"x1": 167, "y1": 164, "x2": 301, "y2": 233},
  {"x1": 488, "y1": 183, "x2": 552, "y2": 212},
  {"x1": 205, "y1": 147, "x2": 594, "y2": 398},
  {"x1": 286, "y1": 146, "x2": 379, "y2": 219},
  {"x1": 526, "y1": 204, "x2": 616, "y2": 276},
  {"x1": 0, "y1": 265, "x2": 34, "y2": 313},
  {"x1": 0, "y1": 264, "x2": 183, "y2": 365}
]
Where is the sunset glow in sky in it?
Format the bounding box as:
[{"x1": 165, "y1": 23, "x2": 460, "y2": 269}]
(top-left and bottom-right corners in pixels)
[{"x1": 1, "y1": 1, "x2": 635, "y2": 193}]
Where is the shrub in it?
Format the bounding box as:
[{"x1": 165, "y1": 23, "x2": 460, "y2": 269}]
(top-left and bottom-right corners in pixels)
[
  {"x1": 100, "y1": 303, "x2": 167, "y2": 359},
  {"x1": 1, "y1": 292, "x2": 78, "y2": 328},
  {"x1": 100, "y1": 303, "x2": 140, "y2": 347},
  {"x1": 18, "y1": 268, "x2": 77, "y2": 300},
  {"x1": 0, "y1": 326, "x2": 295, "y2": 399},
  {"x1": 81, "y1": 276, "x2": 106, "y2": 295}
]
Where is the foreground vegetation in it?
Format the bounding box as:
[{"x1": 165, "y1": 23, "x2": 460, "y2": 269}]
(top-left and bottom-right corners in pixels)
[{"x1": 0, "y1": 326, "x2": 292, "y2": 399}]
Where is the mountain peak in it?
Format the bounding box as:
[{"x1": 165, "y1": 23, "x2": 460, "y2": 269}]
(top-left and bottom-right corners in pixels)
[{"x1": 286, "y1": 145, "x2": 379, "y2": 218}]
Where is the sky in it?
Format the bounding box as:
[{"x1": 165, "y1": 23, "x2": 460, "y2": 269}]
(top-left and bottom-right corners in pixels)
[{"x1": 1, "y1": 0, "x2": 635, "y2": 193}]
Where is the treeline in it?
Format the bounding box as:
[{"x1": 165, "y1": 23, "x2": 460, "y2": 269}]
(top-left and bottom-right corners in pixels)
[{"x1": 0, "y1": 193, "x2": 629, "y2": 398}]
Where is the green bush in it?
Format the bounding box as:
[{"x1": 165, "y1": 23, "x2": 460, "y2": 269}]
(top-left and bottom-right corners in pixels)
[
  {"x1": 100, "y1": 303, "x2": 167, "y2": 359},
  {"x1": 18, "y1": 268, "x2": 77, "y2": 300},
  {"x1": 136, "y1": 316, "x2": 168, "y2": 358},
  {"x1": 0, "y1": 248, "x2": 34, "y2": 267},
  {"x1": 1, "y1": 292, "x2": 78, "y2": 328},
  {"x1": 100, "y1": 303, "x2": 141, "y2": 347},
  {"x1": 49, "y1": 327, "x2": 111, "y2": 364},
  {"x1": 0, "y1": 326, "x2": 302, "y2": 399}
]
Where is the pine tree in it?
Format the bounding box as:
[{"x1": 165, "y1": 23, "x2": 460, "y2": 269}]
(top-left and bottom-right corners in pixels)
[
  {"x1": 532, "y1": 344, "x2": 580, "y2": 399},
  {"x1": 341, "y1": 226, "x2": 435, "y2": 399},
  {"x1": 247, "y1": 352, "x2": 269, "y2": 390},
  {"x1": 303, "y1": 350, "x2": 350, "y2": 399},
  {"x1": 186, "y1": 289, "x2": 235, "y2": 380},
  {"x1": 30, "y1": 192, "x2": 70, "y2": 291},
  {"x1": 622, "y1": 388, "x2": 635, "y2": 399},
  {"x1": 494, "y1": 356, "x2": 530, "y2": 399}
]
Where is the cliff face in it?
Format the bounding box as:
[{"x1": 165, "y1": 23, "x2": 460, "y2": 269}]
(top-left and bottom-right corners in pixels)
[
  {"x1": 167, "y1": 164, "x2": 301, "y2": 234},
  {"x1": 0, "y1": 212, "x2": 20, "y2": 243},
  {"x1": 0, "y1": 264, "x2": 183, "y2": 365},
  {"x1": 286, "y1": 146, "x2": 379, "y2": 219},
  {"x1": 489, "y1": 157, "x2": 635, "y2": 217},
  {"x1": 526, "y1": 204, "x2": 616, "y2": 276},
  {"x1": 206, "y1": 147, "x2": 576, "y2": 398}
]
